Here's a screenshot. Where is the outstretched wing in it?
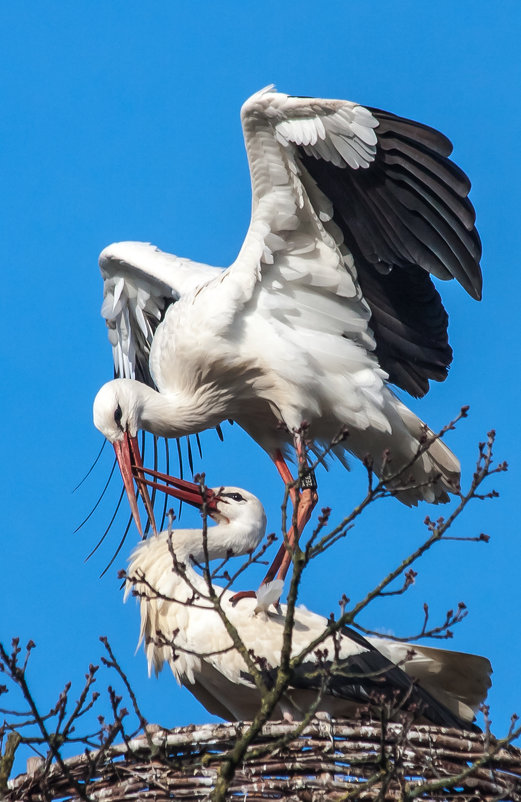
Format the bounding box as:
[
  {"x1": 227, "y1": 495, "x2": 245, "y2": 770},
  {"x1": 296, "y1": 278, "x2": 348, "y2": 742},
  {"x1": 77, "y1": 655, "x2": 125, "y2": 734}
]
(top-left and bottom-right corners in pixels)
[
  {"x1": 237, "y1": 88, "x2": 481, "y2": 397},
  {"x1": 99, "y1": 241, "x2": 222, "y2": 387}
]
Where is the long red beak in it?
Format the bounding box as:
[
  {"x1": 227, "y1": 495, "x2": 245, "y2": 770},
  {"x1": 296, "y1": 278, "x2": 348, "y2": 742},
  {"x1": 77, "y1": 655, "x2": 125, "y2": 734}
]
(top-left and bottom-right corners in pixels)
[
  {"x1": 132, "y1": 465, "x2": 219, "y2": 514},
  {"x1": 113, "y1": 433, "x2": 158, "y2": 537}
]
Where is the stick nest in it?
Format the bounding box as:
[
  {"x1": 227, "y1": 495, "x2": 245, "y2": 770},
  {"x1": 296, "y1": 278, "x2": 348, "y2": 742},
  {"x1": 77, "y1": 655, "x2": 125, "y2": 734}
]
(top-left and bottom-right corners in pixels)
[{"x1": 6, "y1": 718, "x2": 521, "y2": 801}]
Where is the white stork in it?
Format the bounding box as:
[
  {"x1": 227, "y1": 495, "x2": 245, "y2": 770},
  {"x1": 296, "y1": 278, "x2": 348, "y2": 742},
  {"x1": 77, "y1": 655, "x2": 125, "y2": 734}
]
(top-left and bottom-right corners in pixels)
[
  {"x1": 93, "y1": 86, "x2": 482, "y2": 584},
  {"x1": 125, "y1": 480, "x2": 491, "y2": 729}
]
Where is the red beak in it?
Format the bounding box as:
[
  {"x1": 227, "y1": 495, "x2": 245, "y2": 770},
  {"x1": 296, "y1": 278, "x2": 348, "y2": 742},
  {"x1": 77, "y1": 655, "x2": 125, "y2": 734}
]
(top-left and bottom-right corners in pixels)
[
  {"x1": 131, "y1": 464, "x2": 218, "y2": 514},
  {"x1": 113, "y1": 433, "x2": 158, "y2": 537}
]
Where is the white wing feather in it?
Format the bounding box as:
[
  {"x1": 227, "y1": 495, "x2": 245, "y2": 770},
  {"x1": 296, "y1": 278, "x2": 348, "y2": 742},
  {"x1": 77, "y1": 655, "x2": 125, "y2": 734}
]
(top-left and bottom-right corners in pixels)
[{"x1": 99, "y1": 241, "x2": 222, "y2": 384}]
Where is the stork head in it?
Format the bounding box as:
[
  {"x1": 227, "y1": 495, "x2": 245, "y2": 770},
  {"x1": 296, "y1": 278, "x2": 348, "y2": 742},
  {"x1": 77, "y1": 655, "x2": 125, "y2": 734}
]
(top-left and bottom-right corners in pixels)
[
  {"x1": 93, "y1": 379, "x2": 155, "y2": 536},
  {"x1": 92, "y1": 380, "x2": 239, "y2": 539},
  {"x1": 173, "y1": 486, "x2": 267, "y2": 560},
  {"x1": 211, "y1": 488, "x2": 267, "y2": 555},
  {"x1": 211, "y1": 487, "x2": 266, "y2": 536},
  {"x1": 93, "y1": 380, "x2": 142, "y2": 441}
]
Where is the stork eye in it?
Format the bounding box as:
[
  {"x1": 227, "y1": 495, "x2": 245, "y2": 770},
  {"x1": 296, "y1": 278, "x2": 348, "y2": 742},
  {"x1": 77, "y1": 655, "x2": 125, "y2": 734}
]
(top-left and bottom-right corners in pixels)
[
  {"x1": 221, "y1": 492, "x2": 245, "y2": 502},
  {"x1": 114, "y1": 404, "x2": 123, "y2": 429}
]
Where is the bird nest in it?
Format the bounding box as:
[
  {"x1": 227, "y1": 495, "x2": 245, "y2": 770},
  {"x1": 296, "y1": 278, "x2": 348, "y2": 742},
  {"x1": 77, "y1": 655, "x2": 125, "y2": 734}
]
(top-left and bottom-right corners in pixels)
[{"x1": 6, "y1": 719, "x2": 521, "y2": 801}]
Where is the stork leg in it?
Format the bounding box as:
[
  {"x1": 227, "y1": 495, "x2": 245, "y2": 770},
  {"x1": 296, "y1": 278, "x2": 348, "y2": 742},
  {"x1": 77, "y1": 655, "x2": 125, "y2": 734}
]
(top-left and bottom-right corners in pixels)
[
  {"x1": 230, "y1": 444, "x2": 318, "y2": 604},
  {"x1": 266, "y1": 444, "x2": 318, "y2": 583}
]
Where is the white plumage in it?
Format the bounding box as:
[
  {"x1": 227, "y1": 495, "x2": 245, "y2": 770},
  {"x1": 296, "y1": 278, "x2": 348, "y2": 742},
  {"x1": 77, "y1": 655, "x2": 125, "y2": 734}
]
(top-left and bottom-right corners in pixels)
[
  {"x1": 94, "y1": 86, "x2": 483, "y2": 516},
  {"x1": 125, "y1": 486, "x2": 491, "y2": 728}
]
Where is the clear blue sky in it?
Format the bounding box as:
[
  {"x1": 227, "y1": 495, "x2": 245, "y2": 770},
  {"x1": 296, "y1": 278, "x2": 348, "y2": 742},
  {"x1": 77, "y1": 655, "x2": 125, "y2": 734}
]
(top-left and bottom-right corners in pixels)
[{"x1": 2, "y1": 0, "x2": 520, "y2": 771}]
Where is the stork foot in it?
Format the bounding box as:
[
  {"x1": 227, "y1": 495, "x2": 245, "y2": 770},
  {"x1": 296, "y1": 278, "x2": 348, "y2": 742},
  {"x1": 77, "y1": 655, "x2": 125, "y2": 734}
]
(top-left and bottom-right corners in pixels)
[{"x1": 229, "y1": 589, "x2": 256, "y2": 605}]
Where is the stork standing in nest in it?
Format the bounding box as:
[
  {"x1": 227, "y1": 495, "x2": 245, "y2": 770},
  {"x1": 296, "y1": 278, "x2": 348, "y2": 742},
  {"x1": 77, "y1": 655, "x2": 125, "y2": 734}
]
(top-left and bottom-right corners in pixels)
[{"x1": 124, "y1": 478, "x2": 491, "y2": 729}]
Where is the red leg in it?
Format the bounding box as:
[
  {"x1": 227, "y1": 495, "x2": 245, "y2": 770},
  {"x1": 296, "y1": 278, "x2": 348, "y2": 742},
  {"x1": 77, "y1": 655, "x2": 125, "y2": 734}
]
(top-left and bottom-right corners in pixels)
[
  {"x1": 230, "y1": 446, "x2": 318, "y2": 604},
  {"x1": 271, "y1": 486, "x2": 317, "y2": 582},
  {"x1": 265, "y1": 439, "x2": 318, "y2": 582},
  {"x1": 273, "y1": 450, "x2": 298, "y2": 499}
]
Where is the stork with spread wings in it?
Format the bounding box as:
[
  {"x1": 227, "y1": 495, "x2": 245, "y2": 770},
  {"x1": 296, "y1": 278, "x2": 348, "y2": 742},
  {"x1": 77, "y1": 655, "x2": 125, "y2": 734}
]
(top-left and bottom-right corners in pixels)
[{"x1": 93, "y1": 86, "x2": 481, "y2": 587}]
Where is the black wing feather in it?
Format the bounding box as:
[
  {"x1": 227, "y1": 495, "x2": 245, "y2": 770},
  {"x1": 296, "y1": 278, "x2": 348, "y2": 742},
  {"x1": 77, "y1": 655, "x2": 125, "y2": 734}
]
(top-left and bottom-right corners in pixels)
[
  {"x1": 298, "y1": 106, "x2": 482, "y2": 397},
  {"x1": 241, "y1": 623, "x2": 477, "y2": 731},
  {"x1": 299, "y1": 625, "x2": 478, "y2": 731}
]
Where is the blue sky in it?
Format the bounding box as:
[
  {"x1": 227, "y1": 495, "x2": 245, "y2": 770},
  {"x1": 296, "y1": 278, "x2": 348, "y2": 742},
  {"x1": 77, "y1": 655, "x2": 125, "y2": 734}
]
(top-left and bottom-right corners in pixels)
[{"x1": 2, "y1": 0, "x2": 520, "y2": 772}]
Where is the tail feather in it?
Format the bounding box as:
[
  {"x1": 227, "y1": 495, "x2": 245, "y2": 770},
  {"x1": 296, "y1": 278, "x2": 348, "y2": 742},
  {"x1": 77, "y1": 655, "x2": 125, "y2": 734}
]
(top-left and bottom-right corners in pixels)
[
  {"x1": 342, "y1": 394, "x2": 461, "y2": 506},
  {"x1": 369, "y1": 638, "x2": 492, "y2": 724},
  {"x1": 386, "y1": 403, "x2": 460, "y2": 506}
]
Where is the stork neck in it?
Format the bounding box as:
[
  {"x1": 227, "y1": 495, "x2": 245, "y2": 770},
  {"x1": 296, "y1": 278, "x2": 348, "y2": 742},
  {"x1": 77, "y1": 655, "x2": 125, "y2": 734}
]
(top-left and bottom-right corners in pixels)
[
  {"x1": 170, "y1": 520, "x2": 255, "y2": 564},
  {"x1": 137, "y1": 522, "x2": 252, "y2": 601},
  {"x1": 133, "y1": 382, "x2": 225, "y2": 438}
]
